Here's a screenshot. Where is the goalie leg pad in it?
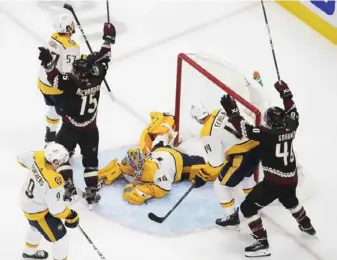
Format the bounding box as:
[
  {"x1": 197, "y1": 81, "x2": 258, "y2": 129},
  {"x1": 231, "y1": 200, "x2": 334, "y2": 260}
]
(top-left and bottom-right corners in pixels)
[{"x1": 98, "y1": 159, "x2": 121, "y2": 185}]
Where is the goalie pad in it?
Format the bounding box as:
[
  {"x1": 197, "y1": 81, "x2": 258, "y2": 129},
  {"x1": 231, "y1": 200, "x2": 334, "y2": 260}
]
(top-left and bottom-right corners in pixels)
[
  {"x1": 98, "y1": 159, "x2": 122, "y2": 185},
  {"x1": 122, "y1": 183, "x2": 168, "y2": 205},
  {"x1": 139, "y1": 112, "x2": 177, "y2": 154}
]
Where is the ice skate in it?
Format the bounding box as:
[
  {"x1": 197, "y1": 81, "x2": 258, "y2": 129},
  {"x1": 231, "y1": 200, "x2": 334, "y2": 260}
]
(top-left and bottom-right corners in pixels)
[
  {"x1": 22, "y1": 250, "x2": 48, "y2": 259},
  {"x1": 83, "y1": 186, "x2": 101, "y2": 210},
  {"x1": 245, "y1": 230, "x2": 271, "y2": 257},
  {"x1": 299, "y1": 224, "x2": 316, "y2": 236},
  {"x1": 215, "y1": 207, "x2": 241, "y2": 231}
]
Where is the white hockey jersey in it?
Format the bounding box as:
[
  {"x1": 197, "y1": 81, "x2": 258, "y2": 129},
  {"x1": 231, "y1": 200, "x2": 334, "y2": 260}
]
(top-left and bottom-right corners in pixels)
[
  {"x1": 37, "y1": 32, "x2": 80, "y2": 95},
  {"x1": 19, "y1": 151, "x2": 71, "y2": 221},
  {"x1": 200, "y1": 109, "x2": 243, "y2": 168}
]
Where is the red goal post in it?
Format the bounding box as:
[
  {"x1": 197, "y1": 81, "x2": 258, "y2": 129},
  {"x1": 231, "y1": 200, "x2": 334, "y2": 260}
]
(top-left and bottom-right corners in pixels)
[{"x1": 174, "y1": 53, "x2": 262, "y2": 182}]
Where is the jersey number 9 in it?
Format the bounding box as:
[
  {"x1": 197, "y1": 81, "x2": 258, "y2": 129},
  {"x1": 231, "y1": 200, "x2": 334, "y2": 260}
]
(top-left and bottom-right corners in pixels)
[{"x1": 25, "y1": 179, "x2": 35, "y2": 199}]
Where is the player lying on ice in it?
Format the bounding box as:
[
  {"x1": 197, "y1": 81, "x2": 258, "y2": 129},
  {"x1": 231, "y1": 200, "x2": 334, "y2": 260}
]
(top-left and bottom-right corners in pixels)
[{"x1": 98, "y1": 112, "x2": 219, "y2": 205}]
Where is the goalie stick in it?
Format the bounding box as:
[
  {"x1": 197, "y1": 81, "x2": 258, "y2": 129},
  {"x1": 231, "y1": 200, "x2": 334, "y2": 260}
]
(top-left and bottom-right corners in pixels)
[
  {"x1": 148, "y1": 183, "x2": 196, "y2": 223},
  {"x1": 63, "y1": 3, "x2": 116, "y2": 101}
]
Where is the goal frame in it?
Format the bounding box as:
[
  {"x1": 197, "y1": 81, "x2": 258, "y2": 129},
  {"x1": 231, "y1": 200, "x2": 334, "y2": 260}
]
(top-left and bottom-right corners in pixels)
[{"x1": 174, "y1": 53, "x2": 262, "y2": 182}]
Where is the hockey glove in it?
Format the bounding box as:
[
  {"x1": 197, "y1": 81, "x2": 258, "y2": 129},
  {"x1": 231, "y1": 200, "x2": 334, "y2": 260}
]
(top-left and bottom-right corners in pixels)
[
  {"x1": 194, "y1": 169, "x2": 211, "y2": 188},
  {"x1": 38, "y1": 47, "x2": 54, "y2": 70},
  {"x1": 220, "y1": 94, "x2": 240, "y2": 118},
  {"x1": 103, "y1": 22, "x2": 116, "y2": 44},
  {"x1": 274, "y1": 80, "x2": 293, "y2": 99},
  {"x1": 65, "y1": 210, "x2": 79, "y2": 228}
]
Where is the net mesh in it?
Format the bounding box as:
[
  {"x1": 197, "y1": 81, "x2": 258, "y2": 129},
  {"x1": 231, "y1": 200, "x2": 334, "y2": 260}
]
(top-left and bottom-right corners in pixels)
[
  {"x1": 175, "y1": 53, "x2": 271, "y2": 142},
  {"x1": 174, "y1": 53, "x2": 271, "y2": 182}
]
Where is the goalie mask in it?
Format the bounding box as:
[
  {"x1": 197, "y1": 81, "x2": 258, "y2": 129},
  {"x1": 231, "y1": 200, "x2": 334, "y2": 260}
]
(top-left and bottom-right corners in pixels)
[
  {"x1": 44, "y1": 143, "x2": 69, "y2": 168},
  {"x1": 190, "y1": 104, "x2": 210, "y2": 124},
  {"x1": 126, "y1": 148, "x2": 145, "y2": 178}
]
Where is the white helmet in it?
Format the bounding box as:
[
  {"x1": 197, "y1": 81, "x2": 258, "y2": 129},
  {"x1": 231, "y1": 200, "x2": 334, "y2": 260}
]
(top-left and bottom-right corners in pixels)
[
  {"x1": 53, "y1": 13, "x2": 75, "y2": 34},
  {"x1": 44, "y1": 143, "x2": 69, "y2": 167},
  {"x1": 190, "y1": 104, "x2": 210, "y2": 123}
]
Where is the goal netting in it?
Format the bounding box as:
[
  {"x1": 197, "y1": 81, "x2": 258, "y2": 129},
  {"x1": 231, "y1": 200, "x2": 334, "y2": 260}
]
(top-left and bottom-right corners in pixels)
[{"x1": 174, "y1": 53, "x2": 272, "y2": 182}]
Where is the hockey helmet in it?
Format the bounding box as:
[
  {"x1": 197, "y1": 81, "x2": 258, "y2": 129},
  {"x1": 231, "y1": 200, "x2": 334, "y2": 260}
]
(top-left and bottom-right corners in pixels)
[
  {"x1": 264, "y1": 106, "x2": 285, "y2": 128},
  {"x1": 73, "y1": 55, "x2": 92, "y2": 76},
  {"x1": 44, "y1": 143, "x2": 69, "y2": 168},
  {"x1": 126, "y1": 148, "x2": 145, "y2": 178},
  {"x1": 190, "y1": 104, "x2": 210, "y2": 123},
  {"x1": 53, "y1": 13, "x2": 75, "y2": 35}
]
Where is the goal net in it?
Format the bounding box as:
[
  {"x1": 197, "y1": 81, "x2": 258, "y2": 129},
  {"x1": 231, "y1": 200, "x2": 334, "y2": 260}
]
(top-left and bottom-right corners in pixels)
[{"x1": 174, "y1": 53, "x2": 271, "y2": 182}]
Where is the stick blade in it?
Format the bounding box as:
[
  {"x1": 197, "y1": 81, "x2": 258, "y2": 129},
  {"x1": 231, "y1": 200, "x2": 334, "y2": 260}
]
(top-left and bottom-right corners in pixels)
[
  {"x1": 148, "y1": 212, "x2": 165, "y2": 223},
  {"x1": 63, "y1": 3, "x2": 73, "y2": 11}
]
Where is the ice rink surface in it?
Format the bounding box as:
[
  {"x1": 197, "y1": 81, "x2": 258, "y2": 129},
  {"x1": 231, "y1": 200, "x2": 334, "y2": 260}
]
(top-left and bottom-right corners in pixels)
[{"x1": 0, "y1": 1, "x2": 336, "y2": 259}]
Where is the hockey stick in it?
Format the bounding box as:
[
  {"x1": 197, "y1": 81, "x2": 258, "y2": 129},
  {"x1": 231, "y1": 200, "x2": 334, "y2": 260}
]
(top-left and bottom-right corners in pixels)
[
  {"x1": 106, "y1": 0, "x2": 110, "y2": 23},
  {"x1": 148, "y1": 183, "x2": 196, "y2": 223},
  {"x1": 78, "y1": 224, "x2": 107, "y2": 260},
  {"x1": 63, "y1": 3, "x2": 115, "y2": 101},
  {"x1": 260, "y1": 0, "x2": 281, "y2": 82}
]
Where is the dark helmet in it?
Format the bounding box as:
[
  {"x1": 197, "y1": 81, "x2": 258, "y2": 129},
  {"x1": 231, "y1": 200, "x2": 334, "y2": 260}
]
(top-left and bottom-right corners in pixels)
[
  {"x1": 264, "y1": 106, "x2": 285, "y2": 128},
  {"x1": 73, "y1": 55, "x2": 92, "y2": 77}
]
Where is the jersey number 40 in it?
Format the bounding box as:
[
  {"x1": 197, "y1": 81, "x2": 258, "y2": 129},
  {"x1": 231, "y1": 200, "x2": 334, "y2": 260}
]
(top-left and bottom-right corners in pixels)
[{"x1": 275, "y1": 141, "x2": 295, "y2": 166}]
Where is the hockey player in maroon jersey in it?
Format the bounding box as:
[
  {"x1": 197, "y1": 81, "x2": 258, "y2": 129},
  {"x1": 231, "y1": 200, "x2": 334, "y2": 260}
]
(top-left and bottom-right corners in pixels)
[
  {"x1": 220, "y1": 80, "x2": 316, "y2": 257},
  {"x1": 38, "y1": 22, "x2": 116, "y2": 209}
]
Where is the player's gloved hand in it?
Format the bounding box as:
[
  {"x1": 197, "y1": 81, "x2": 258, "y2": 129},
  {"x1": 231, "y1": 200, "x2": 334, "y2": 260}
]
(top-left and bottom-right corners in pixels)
[
  {"x1": 103, "y1": 22, "x2": 116, "y2": 44},
  {"x1": 220, "y1": 94, "x2": 240, "y2": 118},
  {"x1": 274, "y1": 80, "x2": 293, "y2": 99},
  {"x1": 38, "y1": 47, "x2": 54, "y2": 69},
  {"x1": 194, "y1": 169, "x2": 210, "y2": 188},
  {"x1": 65, "y1": 210, "x2": 79, "y2": 228}
]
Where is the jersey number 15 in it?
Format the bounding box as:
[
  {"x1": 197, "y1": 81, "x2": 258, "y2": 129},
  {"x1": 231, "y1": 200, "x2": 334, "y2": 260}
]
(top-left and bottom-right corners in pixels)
[{"x1": 80, "y1": 94, "x2": 98, "y2": 115}]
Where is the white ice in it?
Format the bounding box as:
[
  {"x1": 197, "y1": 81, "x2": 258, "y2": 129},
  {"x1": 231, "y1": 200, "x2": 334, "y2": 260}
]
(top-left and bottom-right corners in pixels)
[{"x1": 0, "y1": 1, "x2": 335, "y2": 260}]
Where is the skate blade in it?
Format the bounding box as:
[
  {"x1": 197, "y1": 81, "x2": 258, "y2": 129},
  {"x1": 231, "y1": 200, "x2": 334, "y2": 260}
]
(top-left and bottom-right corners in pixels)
[
  {"x1": 215, "y1": 224, "x2": 241, "y2": 231},
  {"x1": 88, "y1": 202, "x2": 98, "y2": 210},
  {"x1": 245, "y1": 249, "x2": 271, "y2": 257}
]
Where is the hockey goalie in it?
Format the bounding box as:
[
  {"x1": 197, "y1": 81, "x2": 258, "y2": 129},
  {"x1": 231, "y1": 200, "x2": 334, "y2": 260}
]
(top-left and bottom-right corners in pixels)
[{"x1": 98, "y1": 112, "x2": 215, "y2": 205}]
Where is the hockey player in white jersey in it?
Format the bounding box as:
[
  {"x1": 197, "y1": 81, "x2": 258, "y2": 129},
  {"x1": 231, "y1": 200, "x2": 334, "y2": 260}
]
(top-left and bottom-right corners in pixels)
[
  {"x1": 37, "y1": 13, "x2": 80, "y2": 145},
  {"x1": 190, "y1": 104, "x2": 261, "y2": 230},
  {"x1": 19, "y1": 143, "x2": 79, "y2": 260}
]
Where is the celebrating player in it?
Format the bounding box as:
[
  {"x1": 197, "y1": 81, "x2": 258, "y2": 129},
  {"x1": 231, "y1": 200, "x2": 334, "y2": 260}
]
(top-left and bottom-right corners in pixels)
[
  {"x1": 189, "y1": 104, "x2": 260, "y2": 229},
  {"x1": 38, "y1": 22, "x2": 116, "y2": 209},
  {"x1": 37, "y1": 13, "x2": 80, "y2": 145},
  {"x1": 19, "y1": 143, "x2": 79, "y2": 260},
  {"x1": 221, "y1": 80, "x2": 316, "y2": 257}
]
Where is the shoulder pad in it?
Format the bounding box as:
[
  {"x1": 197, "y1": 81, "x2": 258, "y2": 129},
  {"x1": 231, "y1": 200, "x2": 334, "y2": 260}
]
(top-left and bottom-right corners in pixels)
[{"x1": 51, "y1": 32, "x2": 80, "y2": 49}]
